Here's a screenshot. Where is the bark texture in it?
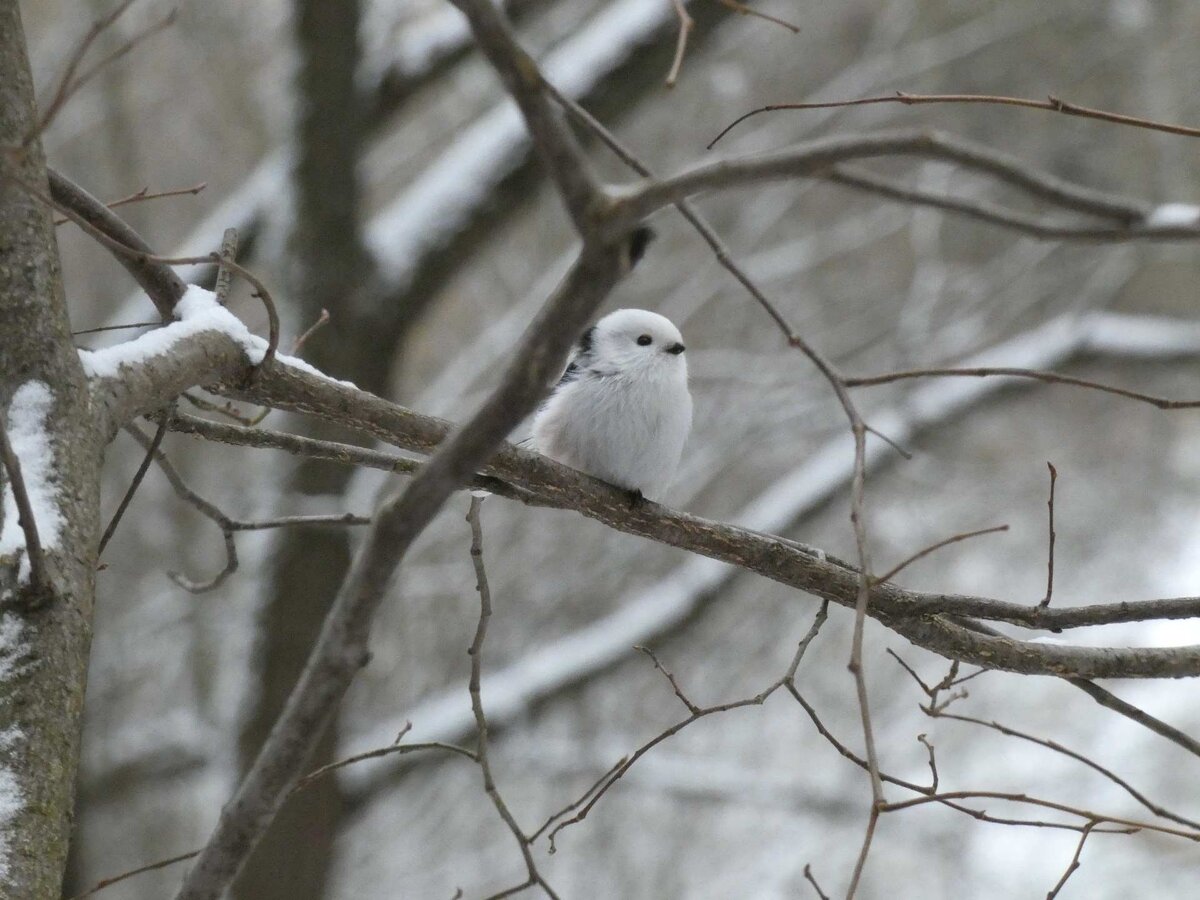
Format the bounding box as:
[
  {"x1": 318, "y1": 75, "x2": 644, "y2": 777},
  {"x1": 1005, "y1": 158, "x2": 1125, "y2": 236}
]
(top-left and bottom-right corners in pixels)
[{"x1": 0, "y1": 3, "x2": 100, "y2": 896}]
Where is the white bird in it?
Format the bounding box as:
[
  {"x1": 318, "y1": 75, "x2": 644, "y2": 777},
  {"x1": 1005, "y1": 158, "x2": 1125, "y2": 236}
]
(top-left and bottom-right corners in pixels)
[{"x1": 531, "y1": 308, "x2": 692, "y2": 501}]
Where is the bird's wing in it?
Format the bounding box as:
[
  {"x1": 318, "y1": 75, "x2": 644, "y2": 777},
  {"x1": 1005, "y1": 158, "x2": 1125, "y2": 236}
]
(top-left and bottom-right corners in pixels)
[{"x1": 536, "y1": 324, "x2": 596, "y2": 412}]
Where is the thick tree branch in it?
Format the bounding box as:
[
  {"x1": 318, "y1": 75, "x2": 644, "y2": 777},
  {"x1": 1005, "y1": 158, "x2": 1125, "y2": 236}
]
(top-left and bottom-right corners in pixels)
[
  {"x1": 82, "y1": 318, "x2": 1200, "y2": 681},
  {"x1": 446, "y1": 0, "x2": 605, "y2": 231},
  {"x1": 173, "y1": 234, "x2": 640, "y2": 899},
  {"x1": 47, "y1": 167, "x2": 185, "y2": 318}
]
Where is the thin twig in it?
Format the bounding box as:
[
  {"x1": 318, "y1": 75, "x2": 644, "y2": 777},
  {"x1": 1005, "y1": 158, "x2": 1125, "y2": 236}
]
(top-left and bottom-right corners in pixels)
[
  {"x1": 0, "y1": 415, "x2": 48, "y2": 594},
  {"x1": 22, "y1": 0, "x2": 137, "y2": 146},
  {"x1": 66, "y1": 724, "x2": 476, "y2": 898},
  {"x1": 54, "y1": 182, "x2": 205, "y2": 225},
  {"x1": 291, "y1": 308, "x2": 331, "y2": 356},
  {"x1": 125, "y1": 422, "x2": 369, "y2": 592},
  {"x1": 292, "y1": 738, "x2": 476, "y2": 792},
  {"x1": 466, "y1": 495, "x2": 562, "y2": 899},
  {"x1": 715, "y1": 0, "x2": 800, "y2": 32},
  {"x1": 1039, "y1": 462, "x2": 1058, "y2": 608},
  {"x1": 825, "y1": 165, "x2": 1166, "y2": 243},
  {"x1": 71, "y1": 320, "x2": 158, "y2": 336},
  {"x1": 917, "y1": 734, "x2": 938, "y2": 793},
  {"x1": 1067, "y1": 679, "x2": 1200, "y2": 758},
  {"x1": 24, "y1": 2, "x2": 177, "y2": 148},
  {"x1": 802, "y1": 864, "x2": 830, "y2": 900},
  {"x1": 708, "y1": 90, "x2": 1200, "y2": 149},
  {"x1": 879, "y1": 791, "x2": 1192, "y2": 841},
  {"x1": 1046, "y1": 821, "x2": 1096, "y2": 899},
  {"x1": 873, "y1": 524, "x2": 1008, "y2": 586},
  {"x1": 845, "y1": 366, "x2": 1200, "y2": 409},
  {"x1": 635, "y1": 645, "x2": 700, "y2": 713},
  {"x1": 932, "y1": 711, "x2": 1200, "y2": 831},
  {"x1": 665, "y1": 0, "x2": 694, "y2": 88},
  {"x1": 546, "y1": 603, "x2": 830, "y2": 851},
  {"x1": 529, "y1": 756, "x2": 629, "y2": 843},
  {"x1": 96, "y1": 404, "x2": 172, "y2": 556},
  {"x1": 167, "y1": 412, "x2": 553, "y2": 507},
  {"x1": 845, "y1": 810, "x2": 880, "y2": 899},
  {"x1": 180, "y1": 393, "x2": 261, "y2": 427},
  {"x1": 66, "y1": 849, "x2": 201, "y2": 900},
  {"x1": 787, "y1": 687, "x2": 1130, "y2": 834}
]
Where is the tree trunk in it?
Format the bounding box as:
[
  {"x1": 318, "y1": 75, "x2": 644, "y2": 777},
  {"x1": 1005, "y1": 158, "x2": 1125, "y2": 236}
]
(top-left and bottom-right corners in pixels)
[
  {"x1": 0, "y1": 3, "x2": 101, "y2": 897},
  {"x1": 234, "y1": 2, "x2": 377, "y2": 897}
]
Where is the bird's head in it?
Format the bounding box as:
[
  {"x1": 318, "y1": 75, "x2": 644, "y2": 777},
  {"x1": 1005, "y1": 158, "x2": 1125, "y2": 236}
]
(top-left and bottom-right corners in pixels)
[{"x1": 585, "y1": 308, "x2": 687, "y2": 378}]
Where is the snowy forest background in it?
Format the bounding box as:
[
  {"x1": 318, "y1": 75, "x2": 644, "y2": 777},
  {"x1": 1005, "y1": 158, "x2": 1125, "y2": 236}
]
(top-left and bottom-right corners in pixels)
[{"x1": 16, "y1": 0, "x2": 1200, "y2": 897}]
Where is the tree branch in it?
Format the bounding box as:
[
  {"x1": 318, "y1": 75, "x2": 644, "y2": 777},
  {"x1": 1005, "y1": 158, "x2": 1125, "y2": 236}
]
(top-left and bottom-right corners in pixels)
[
  {"x1": 709, "y1": 90, "x2": 1200, "y2": 148},
  {"x1": 173, "y1": 233, "x2": 641, "y2": 899},
  {"x1": 613, "y1": 130, "x2": 1160, "y2": 232}
]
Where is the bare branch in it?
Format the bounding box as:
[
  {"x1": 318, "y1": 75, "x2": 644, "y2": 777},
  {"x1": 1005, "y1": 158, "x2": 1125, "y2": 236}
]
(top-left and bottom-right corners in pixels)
[
  {"x1": 67, "y1": 849, "x2": 201, "y2": 900},
  {"x1": 825, "y1": 164, "x2": 1172, "y2": 242},
  {"x1": 291, "y1": 308, "x2": 330, "y2": 357},
  {"x1": 873, "y1": 524, "x2": 1009, "y2": 586},
  {"x1": 635, "y1": 645, "x2": 701, "y2": 714},
  {"x1": 47, "y1": 167, "x2": 184, "y2": 318},
  {"x1": 709, "y1": 91, "x2": 1200, "y2": 149},
  {"x1": 84, "y1": 314, "x2": 1200, "y2": 680},
  {"x1": 846, "y1": 366, "x2": 1200, "y2": 410},
  {"x1": 802, "y1": 864, "x2": 830, "y2": 900},
  {"x1": 96, "y1": 405, "x2": 170, "y2": 556},
  {"x1": 292, "y1": 737, "x2": 477, "y2": 793},
  {"x1": 1068, "y1": 679, "x2": 1200, "y2": 759},
  {"x1": 546, "y1": 604, "x2": 829, "y2": 850},
  {"x1": 1046, "y1": 822, "x2": 1096, "y2": 900},
  {"x1": 1039, "y1": 463, "x2": 1058, "y2": 608},
  {"x1": 445, "y1": 0, "x2": 603, "y2": 230},
  {"x1": 715, "y1": 0, "x2": 800, "y2": 33},
  {"x1": 616, "y1": 130, "x2": 1155, "y2": 231},
  {"x1": 878, "y1": 791, "x2": 1195, "y2": 842},
  {"x1": 71, "y1": 320, "x2": 158, "y2": 337},
  {"x1": 933, "y1": 711, "x2": 1200, "y2": 832},
  {"x1": 166, "y1": 412, "x2": 555, "y2": 507},
  {"x1": 53, "y1": 182, "x2": 205, "y2": 226},
  {"x1": 787, "y1": 686, "x2": 1126, "y2": 833},
  {"x1": 466, "y1": 495, "x2": 561, "y2": 899},
  {"x1": 124, "y1": 423, "x2": 369, "y2": 593},
  {"x1": 665, "y1": 0, "x2": 694, "y2": 89}
]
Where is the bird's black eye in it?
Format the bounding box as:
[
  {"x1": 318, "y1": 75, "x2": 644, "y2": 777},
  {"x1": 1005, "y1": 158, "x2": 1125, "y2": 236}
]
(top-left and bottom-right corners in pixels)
[{"x1": 636, "y1": 334, "x2": 653, "y2": 346}]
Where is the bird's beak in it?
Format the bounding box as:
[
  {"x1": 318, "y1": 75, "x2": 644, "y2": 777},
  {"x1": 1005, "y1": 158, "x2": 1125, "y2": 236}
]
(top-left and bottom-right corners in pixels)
[{"x1": 666, "y1": 342, "x2": 686, "y2": 355}]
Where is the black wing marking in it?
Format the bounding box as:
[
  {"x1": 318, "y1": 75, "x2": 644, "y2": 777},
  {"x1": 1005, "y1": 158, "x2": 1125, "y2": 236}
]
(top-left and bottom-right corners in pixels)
[
  {"x1": 555, "y1": 325, "x2": 597, "y2": 389},
  {"x1": 537, "y1": 325, "x2": 596, "y2": 413}
]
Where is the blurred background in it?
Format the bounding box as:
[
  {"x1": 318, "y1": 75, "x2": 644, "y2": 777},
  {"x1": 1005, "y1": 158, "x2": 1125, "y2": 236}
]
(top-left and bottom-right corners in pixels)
[{"x1": 19, "y1": 0, "x2": 1200, "y2": 896}]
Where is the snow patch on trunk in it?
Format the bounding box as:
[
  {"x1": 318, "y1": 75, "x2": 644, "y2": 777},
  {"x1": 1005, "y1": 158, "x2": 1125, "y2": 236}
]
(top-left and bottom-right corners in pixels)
[{"x1": 1, "y1": 382, "x2": 63, "y2": 584}]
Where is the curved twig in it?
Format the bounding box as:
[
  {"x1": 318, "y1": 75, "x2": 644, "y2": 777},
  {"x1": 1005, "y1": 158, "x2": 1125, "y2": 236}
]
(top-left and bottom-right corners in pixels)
[{"x1": 708, "y1": 91, "x2": 1200, "y2": 149}]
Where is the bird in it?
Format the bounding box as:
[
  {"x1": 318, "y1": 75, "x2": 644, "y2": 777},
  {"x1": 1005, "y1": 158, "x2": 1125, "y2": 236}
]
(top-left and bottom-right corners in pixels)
[{"x1": 531, "y1": 308, "x2": 692, "y2": 501}]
